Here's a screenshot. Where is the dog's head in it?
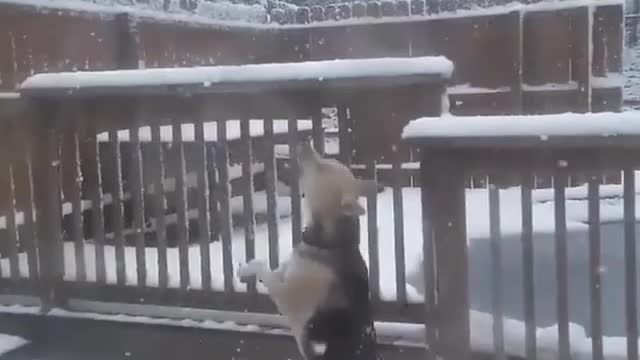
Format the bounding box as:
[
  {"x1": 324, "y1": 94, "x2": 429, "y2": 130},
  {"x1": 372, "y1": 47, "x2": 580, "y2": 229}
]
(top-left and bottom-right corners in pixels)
[{"x1": 296, "y1": 139, "x2": 365, "y2": 219}]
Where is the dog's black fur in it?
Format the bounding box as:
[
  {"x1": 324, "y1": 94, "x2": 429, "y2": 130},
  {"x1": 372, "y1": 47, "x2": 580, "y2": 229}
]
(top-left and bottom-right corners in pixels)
[{"x1": 301, "y1": 215, "x2": 380, "y2": 360}]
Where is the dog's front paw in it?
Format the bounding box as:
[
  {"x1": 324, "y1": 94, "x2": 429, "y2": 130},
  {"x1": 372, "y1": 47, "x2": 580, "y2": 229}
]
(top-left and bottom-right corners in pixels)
[{"x1": 237, "y1": 259, "x2": 268, "y2": 281}]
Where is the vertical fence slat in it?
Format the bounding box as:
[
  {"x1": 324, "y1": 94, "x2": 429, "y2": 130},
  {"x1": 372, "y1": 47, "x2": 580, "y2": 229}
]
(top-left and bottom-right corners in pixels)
[
  {"x1": 521, "y1": 172, "x2": 537, "y2": 360},
  {"x1": 69, "y1": 118, "x2": 85, "y2": 282},
  {"x1": 173, "y1": 119, "x2": 190, "y2": 291},
  {"x1": 87, "y1": 122, "x2": 106, "y2": 284},
  {"x1": 0, "y1": 144, "x2": 6, "y2": 279},
  {"x1": 392, "y1": 149, "x2": 406, "y2": 304},
  {"x1": 22, "y1": 135, "x2": 38, "y2": 280},
  {"x1": 366, "y1": 160, "x2": 380, "y2": 301},
  {"x1": 4, "y1": 133, "x2": 20, "y2": 280},
  {"x1": 129, "y1": 116, "x2": 146, "y2": 287},
  {"x1": 420, "y1": 165, "x2": 437, "y2": 357},
  {"x1": 588, "y1": 174, "x2": 604, "y2": 360},
  {"x1": 195, "y1": 108, "x2": 211, "y2": 292},
  {"x1": 554, "y1": 169, "x2": 571, "y2": 360},
  {"x1": 206, "y1": 146, "x2": 220, "y2": 252},
  {"x1": 311, "y1": 108, "x2": 325, "y2": 156},
  {"x1": 264, "y1": 118, "x2": 279, "y2": 270},
  {"x1": 241, "y1": 115, "x2": 257, "y2": 294},
  {"x1": 337, "y1": 106, "x2": 352, "y2": 166},
  {"x1": 108, "y1": 129, "x2": 126, "y2": 286},
  {"x1": 32, "y1": 101, "x2": 64, "y2": 307},
  {"x1": 488, "y1": 177, "x2": 505, "y2": 360},
  {"x1": 216, "y1": 119, "x2": 234, "y2": 293},
  {"x1": 623, "y1": 167, "x2": 639, "y2": 360},
  {"x1": 150, "y1": 123, "x2": 168, "y2": 289},
  {"x1": 288, "y1": 117, "x2": 302, "y2": 246}
]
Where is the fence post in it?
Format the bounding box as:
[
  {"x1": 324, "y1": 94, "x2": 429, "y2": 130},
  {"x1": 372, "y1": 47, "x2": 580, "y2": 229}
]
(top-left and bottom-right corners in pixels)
[
  {"x1": 571, "y1": 6, "x2": 592, "y2": 113},
  {"x1": 509, "y1": 10, "x2": 523, "y2": 114},
  {"x1": 30, "y1": 99, "x2": 65, "y2": 311},
  {"x1": 115, "y1": 12, "x2": 143, "y2": 70},
  {"x1": 420, "y1": 150, "x2": 470, "y2": 360}
]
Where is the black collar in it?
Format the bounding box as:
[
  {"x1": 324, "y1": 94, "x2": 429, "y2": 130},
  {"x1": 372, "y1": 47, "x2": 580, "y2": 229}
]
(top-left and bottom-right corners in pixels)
[{"x1": 301, "y1": 216, "x2": 361, "y2": 250}]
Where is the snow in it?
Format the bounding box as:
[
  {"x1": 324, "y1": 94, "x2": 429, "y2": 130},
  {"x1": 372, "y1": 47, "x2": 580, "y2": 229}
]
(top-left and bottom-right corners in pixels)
[
  {"x1": 522, "y1": 81, "x2": 579, "y2": 91},
  {"x1": 350, "y1": 162, "x2": 420, "y2": 170},
  {"x1": 0, "y1": 0, "x2": 269, "y2": 25},
  {"x1": 5, "y1": 183, "x2": 640, "y2": 294},
  {"x1": 402, "y1": 112, "x2": 640, "y2": 140},
  {"x1": 624, "y1": 44, "x2": 640, "y2": 107},
  {"x1": 19, "y1": 57, "x2": 454, "y2": 92},
  {"x1": 0, "y1": 92, "x2": 20, "y2": 100},
  {"x1": 592, "y1": 73, "x2": 625, "y2": 89},
  {"x1": 0, "y1": 333, "x2": 27, "y2": 356},
  {"x1": 282, "y1": 0, "x2": 623, "y2": 28},
  {"x1": 96, "y1": 119, "x2": 312, "y2": 143},
  {"x1": 1, "y1": 179, "x2": 640, "y2": 357},
  {"x1": 448, "y1": 84, "x2": 511, "y2": 95}
]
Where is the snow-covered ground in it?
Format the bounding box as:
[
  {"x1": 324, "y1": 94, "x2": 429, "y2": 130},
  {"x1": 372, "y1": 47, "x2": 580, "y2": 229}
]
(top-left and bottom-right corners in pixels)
[
  {"x1": 2, "y1": 182, "x2": 639, "y2": 290},
  {"x1": 4, "y1": 184, "x2": 633, "y2": 294},
  {"x1": 0, "y1": 334, "x2": 28, "y2": 357}
]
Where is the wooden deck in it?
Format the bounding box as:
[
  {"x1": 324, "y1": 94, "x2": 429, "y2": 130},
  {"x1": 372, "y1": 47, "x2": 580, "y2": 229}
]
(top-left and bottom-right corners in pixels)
[{"x1": 0, "y1": 313, "x2": 426, "y2": 360}]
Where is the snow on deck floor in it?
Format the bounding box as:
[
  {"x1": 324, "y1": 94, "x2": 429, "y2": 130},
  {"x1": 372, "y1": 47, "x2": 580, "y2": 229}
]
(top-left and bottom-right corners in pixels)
[{"x1": 0, "y1": 333, "x2": 28, "y2": 356}]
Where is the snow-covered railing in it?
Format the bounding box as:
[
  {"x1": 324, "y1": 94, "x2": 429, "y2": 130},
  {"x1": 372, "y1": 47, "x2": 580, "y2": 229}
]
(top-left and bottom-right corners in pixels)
[
  {"x1": 0, "y1": 57, "x2": 449, "y2": 338},
  {"x1": 403, "y1": 112, "x2": 640, "y2": 360}
]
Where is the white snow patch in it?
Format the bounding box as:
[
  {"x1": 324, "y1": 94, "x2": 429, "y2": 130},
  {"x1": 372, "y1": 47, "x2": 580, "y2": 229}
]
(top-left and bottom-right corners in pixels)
[
  {"x1": 20, "y1": 57, "x2": 454, "y2": 91},
  {"x1": 350, "y1": 162, "x2": 420, "y2": 170},
  {"x1": 522, "y1": 81, "x2": 579, "y2": 91},
  {"x1": 448, "y1": 84, "x2": 511, "y2": 95},
  {"x1": 0, "y1": 92, "x2": 20, "y2": 100},
  {"x1": 0, "y1": 333, "x2": 27, "y2": 356},
  {"x1": 402, "y1": 112, "x2": 640, "y2": 139},
  {"x1": 592, "y1": 73, "x2": 625, "y2": 89}
]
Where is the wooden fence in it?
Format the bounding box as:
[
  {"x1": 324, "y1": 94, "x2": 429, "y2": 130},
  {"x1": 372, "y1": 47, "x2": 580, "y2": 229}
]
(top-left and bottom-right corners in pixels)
[
  {"x1": 404, "y1": 112, "x2": 640, "y2": 360},
  {"x1": 0, "y1": 57, "x2": 447, "y2": 336},
  {"x1": 0, "y1": 0, "x2": 626, "y2": 187}
]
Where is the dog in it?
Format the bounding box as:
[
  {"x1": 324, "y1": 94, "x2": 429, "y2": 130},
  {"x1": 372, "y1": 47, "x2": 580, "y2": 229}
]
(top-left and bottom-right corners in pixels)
[{"x1": 238, "y1": 140, "x2": 379, "y2": 360}]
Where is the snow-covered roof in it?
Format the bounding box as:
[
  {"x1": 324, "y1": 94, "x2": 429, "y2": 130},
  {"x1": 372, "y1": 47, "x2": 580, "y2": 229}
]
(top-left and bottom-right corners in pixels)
[
  {"x1": 18, "y1": 57, "x2": 453, "y2": 97},
  {"x1": 402, "y1": 112, "x2": 640, "y2": 148}
]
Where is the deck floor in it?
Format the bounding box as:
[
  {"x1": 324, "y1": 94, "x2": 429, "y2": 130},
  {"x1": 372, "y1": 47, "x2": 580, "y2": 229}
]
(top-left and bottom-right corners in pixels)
[{"x1": 0, "y1": 313, "x2": 425, "y2": 360}]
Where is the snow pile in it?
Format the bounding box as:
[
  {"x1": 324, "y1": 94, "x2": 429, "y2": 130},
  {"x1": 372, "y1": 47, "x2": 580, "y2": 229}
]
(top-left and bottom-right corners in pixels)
[
  {"x1": 0, "y1": 334, "x2": 27, "y2": 356},
  {"x1": 19, "y1": 56, "x2": 453, "y2": 92},
  {"x1": 402, "y1": 112, "x2": 640, "y2": 140}
]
